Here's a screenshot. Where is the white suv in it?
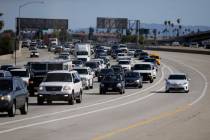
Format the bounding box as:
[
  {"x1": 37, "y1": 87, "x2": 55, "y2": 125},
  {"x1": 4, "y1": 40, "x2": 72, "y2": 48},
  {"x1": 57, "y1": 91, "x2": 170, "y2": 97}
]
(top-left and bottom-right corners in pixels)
[
  {"x1": 37, "y1": 70, "x2": 83, "y2": 105},
  {"x1": 73, "y1": 67, "x2": 94, "y2": 89},
  {"x1": 165, "y1": 73, "x2": 190, "y2": 93},
  {"x1": 133, "y1": 62, "x2": 157, "y2": 83}
]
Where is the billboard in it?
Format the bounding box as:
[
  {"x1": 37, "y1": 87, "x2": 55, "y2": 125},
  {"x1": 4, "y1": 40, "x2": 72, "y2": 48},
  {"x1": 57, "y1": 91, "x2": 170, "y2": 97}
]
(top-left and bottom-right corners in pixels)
[
  {"x1": 16, "y1": 18, "x2": 68, "y2": 30},
  {"x1": 97, "y1": 17, "x2": 128, "y2": 29}
]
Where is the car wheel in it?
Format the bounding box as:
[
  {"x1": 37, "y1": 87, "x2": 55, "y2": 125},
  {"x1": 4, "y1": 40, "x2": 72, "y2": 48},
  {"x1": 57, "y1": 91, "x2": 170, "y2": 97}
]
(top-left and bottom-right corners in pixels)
[
  {"x1": 68, "y1": 92, "x2": 75, "y2": 105},
  {"x1": 100, "y1": 89, "x2": 105, "y2": 95},
  {"x1": 37, "y1": 97, "x2": 44, "y2": 105},
  {"x1": 150, "y1": 78, "x2": 154, "y2": 83},
  {"x1": 90, "y1": 79, "x2": 93, "y2": 89},
  {"x1": 47, "y1": 100, "x2": 52, "y2": 104},
  {"x1": 8, "y1": 102, "x2": 16, "y2": 117},
  {"x1": 166, "y1": 89, "x2": 170, "y2": 93},
  {"x1": 20, "y1": 99, "x2": 28, "y2": 115},
  {"x1": 76, "y1": 91, "x2": 82, "y2": 103},
  {"x1": 120, "y1": 89, "x2": 124, "y2": 94},
  {"x1": 138, "y1": 83, "x2": 143, "y2": 88}
]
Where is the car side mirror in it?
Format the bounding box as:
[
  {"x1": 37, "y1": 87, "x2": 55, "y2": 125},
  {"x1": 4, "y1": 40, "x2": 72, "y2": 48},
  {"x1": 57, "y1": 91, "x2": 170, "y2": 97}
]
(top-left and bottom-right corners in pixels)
[
  {"x1": 74, "y1": 79, "x2": 80, "y2": 83},
  {"x1": 16, "y1": 87, "x2": 21, "y2": 91}
]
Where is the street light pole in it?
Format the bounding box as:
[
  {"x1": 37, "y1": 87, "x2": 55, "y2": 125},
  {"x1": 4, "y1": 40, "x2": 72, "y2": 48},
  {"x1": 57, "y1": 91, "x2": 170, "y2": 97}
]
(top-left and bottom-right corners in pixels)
[{"x1": 16, "y1": 1, "x2": 44, "y2": 65}]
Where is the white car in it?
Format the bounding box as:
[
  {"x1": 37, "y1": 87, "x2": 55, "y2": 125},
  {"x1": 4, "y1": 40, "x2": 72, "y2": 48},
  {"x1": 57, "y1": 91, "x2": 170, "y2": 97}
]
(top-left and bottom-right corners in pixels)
[
  {"x1": 91, "y1": 59, "x2": 106, "y2": 69},
  {"x1": 133, "y1": 62, "x2": 157, "y2": 83},
  {"x1": 117, "y1": 53, "x2": 127, "y2": 61},
  {"x1": 58, "y1": 52, "x2": 71, "y2": 60},
  {"x1": 10, "y1": 68, "x2": 30, "y2": 85},
  {"x1": 38, "y1": 70, "x2": 83, "y2": 105},
  {"x1": 165, "y1": 73, "x2": 190, "y2": 93},
  {"x1": 118, "y1": 60, "x2": 132, "y2": 71},
  {"x1": 73, "y1": 67, "x2": 94, "y2": 89},
  {"x1": 30, "y1": 50, "x2": 39, "y2": 57}
]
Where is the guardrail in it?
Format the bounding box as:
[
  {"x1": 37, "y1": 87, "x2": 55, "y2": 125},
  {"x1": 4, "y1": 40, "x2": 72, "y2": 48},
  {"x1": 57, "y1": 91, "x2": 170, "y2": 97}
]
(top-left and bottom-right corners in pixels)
[{"x1": 142, "y1": 46, "x2": 210, "y2": 55}]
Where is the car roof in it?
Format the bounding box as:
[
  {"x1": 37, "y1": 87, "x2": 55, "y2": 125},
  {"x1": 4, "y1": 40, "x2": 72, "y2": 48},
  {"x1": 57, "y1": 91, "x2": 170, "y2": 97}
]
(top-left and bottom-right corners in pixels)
[
  {"x1": 135, "y1": 62, "x2": 153, "y2": 65},
  {"x1": 73, "y1": 67, "x2": 89, "y2": 70},
  {"x1": 169, "y1": 73, "x2": 186, "y2": 76},
  {"x1": 10, "y1": 68, "x2": 27, "y2": 71},
  {"x1": 47, "y1": 70, "x2": 77, "y2": 74}
]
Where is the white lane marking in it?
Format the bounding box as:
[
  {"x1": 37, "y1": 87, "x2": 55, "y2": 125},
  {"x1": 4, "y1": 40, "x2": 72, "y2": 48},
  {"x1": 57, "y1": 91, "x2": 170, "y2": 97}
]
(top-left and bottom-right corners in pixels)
[
  {"x1": 0, "y1": 67, "x2": 170, "y2": 134},
  {"x1": 164, "y1": 59, "x2": 208, "y2": 106},
  {"x1": 186, "y1": 65, "x2": 208, "y2": 106},
  {"x1": 0, "y1": 92, "x2": 159, "y2": 134},
  {"x1": 0, "y1": 66, "x2": 167, "y2": 126}
]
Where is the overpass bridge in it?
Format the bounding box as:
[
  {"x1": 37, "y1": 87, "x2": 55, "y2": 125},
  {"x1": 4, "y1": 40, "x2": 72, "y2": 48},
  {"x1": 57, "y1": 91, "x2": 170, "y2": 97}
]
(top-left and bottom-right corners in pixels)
[{"x1": 158, "y1": 30, "x2": 210, "y2": 44}]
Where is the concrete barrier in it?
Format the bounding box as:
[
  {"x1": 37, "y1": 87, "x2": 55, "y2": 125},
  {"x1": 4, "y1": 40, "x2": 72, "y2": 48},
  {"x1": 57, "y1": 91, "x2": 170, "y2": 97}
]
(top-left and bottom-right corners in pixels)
[{"x1": 143, "y1": 46, "x2": 210, "y2": 55}]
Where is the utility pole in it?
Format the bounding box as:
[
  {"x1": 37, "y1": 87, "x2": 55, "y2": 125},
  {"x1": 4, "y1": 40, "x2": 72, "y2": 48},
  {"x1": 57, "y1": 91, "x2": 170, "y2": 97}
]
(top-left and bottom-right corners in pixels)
[{"x1": 136, "y1": 20, "x2": 140, "y2": 46}]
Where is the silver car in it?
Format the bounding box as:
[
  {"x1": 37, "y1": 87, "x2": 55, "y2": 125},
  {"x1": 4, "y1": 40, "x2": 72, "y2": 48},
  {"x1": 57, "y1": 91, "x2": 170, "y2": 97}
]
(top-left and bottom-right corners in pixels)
[{"x1": 165, "y1": 73, "x2": 190, "y2": 93}]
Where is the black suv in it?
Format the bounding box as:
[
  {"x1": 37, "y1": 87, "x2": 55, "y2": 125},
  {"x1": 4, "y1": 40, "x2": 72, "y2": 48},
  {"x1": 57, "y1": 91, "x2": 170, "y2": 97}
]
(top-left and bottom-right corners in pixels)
[
  {"x1": 0, "y1": 77, "x2": 29, "y2": 117},
  {"x1": 125, "y1": 71, "x2": 143, "y2": 88},
  {"x1": 111, "y1": 65, "x2": 125, "y2": 76},
  {"x1": 100, "y1": 74, "x2": 125, "y2": 94},
  {"x1": 98, "y1": 68, "x2": 114, "y2": 82}
]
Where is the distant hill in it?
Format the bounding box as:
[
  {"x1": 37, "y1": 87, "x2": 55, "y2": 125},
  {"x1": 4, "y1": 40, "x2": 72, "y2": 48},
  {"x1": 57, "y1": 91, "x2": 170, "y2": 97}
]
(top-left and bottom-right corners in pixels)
[{"x1": 73, "y1": 23, "x2": 210, "y2": 35}]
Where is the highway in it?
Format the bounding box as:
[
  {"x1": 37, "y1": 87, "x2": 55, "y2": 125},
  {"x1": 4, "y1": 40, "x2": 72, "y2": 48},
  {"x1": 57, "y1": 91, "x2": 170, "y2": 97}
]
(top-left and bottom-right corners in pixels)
[{"x1": 0, "y1": 49, "x2": 210, "y2": 140}]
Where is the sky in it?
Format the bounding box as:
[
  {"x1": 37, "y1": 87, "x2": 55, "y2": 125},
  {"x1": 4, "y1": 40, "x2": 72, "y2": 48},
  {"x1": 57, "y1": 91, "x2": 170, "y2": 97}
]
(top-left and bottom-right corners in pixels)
[{"x1": 0, "y1": 0, "x2": 210, "y2": 31}]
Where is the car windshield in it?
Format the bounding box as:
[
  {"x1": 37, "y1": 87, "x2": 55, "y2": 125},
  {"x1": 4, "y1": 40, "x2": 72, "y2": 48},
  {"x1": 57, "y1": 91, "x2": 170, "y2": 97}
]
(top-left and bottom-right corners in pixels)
[
  {"x1": 119, "y1": 61, "x2": 130, "y2": 65},
  {"x1": 45, "y1": 73, "x2": 72, "y2": 82},
  {"x1": 10, "y1": 71, "x2": 29, "y2": 77},
  {"x1": 73, "y1": 60, "x2": 83, "y2": 65},
  {"x1": 74, "y1": 69, "x2": 88, "y2": 74},
  {"x1": 77, "y1": 51, "x2": 88, "y2": 55},
  {"x1": 85, "y1": 62, "x2": 97, "y2": 68},
  {"x1": 112, "y1": 67, "x2": 122, "y2": 73},
  {"x1": 150, "y1": 56, "x2": 160, "y2": 59},
  {"x1": 168, "y1": 75, "x2": 186, "y2": 80},
  {"x1": 144, "y1": 59, "x2": 156, "y2": 63},
  {"x1": 31, "y1": 64, "x2": 47, "y2": 70},
  {"x1": 103, "y1": 75, "x2": 121, "y2": 82},
  {"x1": 134, "y1": 64, "x2": 151, "y2": 70},
  {"x1": 48, "y1": 64, "x2": 63, "y2": 71},
  {"x1": 100, "y1": 69, "x2": 113, "y2": 74},
  {"x1": 125, "y1": 72, "x2": 139, "y2": 78},
  {"x1": 0, "y1": 79, "x2": 12, "y2": 91}
]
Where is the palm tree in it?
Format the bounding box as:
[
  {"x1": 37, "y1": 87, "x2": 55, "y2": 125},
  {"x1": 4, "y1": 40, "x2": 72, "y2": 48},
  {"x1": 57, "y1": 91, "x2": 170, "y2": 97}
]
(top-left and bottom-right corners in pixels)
[
  {"x1": 0, "y1": 13, "x2": 4, "y2": 31},
  {"x1": 176, "y1": 18, "x2": 181, "y2": 36}
]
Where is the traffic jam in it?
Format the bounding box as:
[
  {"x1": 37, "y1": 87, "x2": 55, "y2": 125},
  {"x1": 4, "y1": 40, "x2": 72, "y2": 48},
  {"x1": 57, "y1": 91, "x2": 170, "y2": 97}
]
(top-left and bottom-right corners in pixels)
[{"x1": 0, "y1": 40, "x2": 190, "y2": 117}]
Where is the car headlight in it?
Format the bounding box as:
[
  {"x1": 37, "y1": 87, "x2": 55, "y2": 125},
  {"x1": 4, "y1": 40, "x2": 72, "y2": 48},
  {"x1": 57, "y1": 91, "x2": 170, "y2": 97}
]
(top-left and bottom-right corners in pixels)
[
  {"x1": 1, "y1": 95, "x2": 11, "y2": 101},
  {"x1": 81, "y1": 77, "x2": 87, "y2": 81},
  {"x1": 182, "y1": 82, "x2": 188, "y2": 85},
  {"x1": 117, "y1": 83, "x2": 122, "y2": 88},
  {"x1": 100, "y1": 83, "x2": 104, "y2": 87},
  {"x1": 136, "y1": 80, "x2": 140, "y2": 83},
  {"x1": 63, "y1": 86, "x2": 71, "y2": 91},
  {"x1": 39, "y1": 86, "x2": 44, "y2": 91}
]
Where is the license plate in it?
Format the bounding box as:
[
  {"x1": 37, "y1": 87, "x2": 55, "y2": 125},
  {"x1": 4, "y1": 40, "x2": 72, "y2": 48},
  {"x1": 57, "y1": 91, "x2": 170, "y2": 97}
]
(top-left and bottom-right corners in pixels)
[{"x1": 108, "y1": 88, "x2": 112, "y2": 90}]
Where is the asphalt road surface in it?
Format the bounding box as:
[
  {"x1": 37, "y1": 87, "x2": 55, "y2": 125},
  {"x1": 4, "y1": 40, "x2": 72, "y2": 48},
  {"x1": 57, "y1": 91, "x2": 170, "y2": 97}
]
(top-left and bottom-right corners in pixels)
[{"x1": 0, "y1": 49, "x2": 210, "y2": 140}]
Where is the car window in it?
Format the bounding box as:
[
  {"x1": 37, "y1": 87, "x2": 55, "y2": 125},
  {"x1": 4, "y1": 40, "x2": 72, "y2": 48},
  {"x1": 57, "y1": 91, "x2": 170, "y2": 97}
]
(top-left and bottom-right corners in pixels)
[
  {"x1": 0, "y1": 73, "x2": 4, "y2": 77},
  {"x1": 168, "y1": 75, "x2": 186, "y2": 80},
  {"x1": 15, "y1": 79, "x2": 22, "y2": 91},
  {"x1": 0, "y1": 79, "x2": 13, "y2": 91},
  {"x1": 45, "y1": 73, "x2": 72, "y2": 82}
]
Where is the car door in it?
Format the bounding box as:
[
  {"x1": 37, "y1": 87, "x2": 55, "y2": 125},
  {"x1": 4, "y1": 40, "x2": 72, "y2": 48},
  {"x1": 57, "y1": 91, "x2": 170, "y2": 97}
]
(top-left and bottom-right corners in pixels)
[
  {"x1": 74, "y1": 72, "x2": 82, "y2": 94},
  {"x1": 13, "y1": 79, "x2": 22, "y2": 108}
]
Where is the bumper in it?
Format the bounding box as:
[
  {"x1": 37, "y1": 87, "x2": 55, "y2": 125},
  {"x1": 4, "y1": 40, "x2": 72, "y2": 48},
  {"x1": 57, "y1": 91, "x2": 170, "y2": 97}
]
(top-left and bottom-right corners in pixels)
[
  {"x1": 37, "y1": 93, "x2": 72, "y2": 101},
  {"x1": 166, "y1": 84, "x2": 188, "y2": 92},
  {"x1": 100, "y1": 86, "x2": 122, "y2": 92},
  {"x1": 125, "y1": 81, "x2": 139, "y2": 87},
  {"x1": 0, "y1": 100, "x2": 12, "y2": 112}
]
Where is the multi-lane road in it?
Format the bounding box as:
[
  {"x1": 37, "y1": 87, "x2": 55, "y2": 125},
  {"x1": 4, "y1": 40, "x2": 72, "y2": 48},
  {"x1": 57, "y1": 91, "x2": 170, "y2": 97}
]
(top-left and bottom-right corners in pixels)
[{"x1": 0, "y1": 48, "x2": 210, "y2": 140}]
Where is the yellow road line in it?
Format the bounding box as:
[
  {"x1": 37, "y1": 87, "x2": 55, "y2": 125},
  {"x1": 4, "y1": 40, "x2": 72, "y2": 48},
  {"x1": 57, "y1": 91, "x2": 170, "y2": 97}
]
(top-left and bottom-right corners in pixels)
[{"x1": 92, "y1": 105, "x2": 191, "y2": 140}]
